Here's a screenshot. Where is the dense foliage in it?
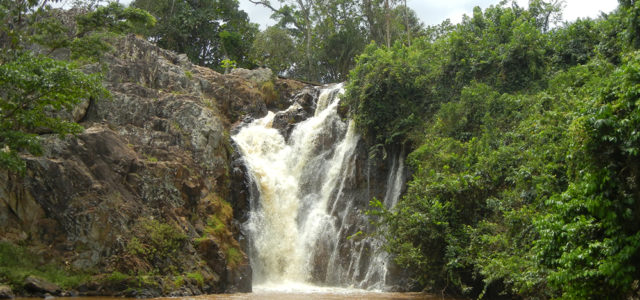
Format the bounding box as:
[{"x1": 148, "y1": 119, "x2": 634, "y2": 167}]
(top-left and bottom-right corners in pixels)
[
  {"x1": 131, "y1": 0, "x2": 258, "y2": 72},
  {"x1": 346, "y1": 1, "x2": 640, "y2": 298},
  {"x1": 0, "y1": 53, "x2": 106, "y2": 173}
]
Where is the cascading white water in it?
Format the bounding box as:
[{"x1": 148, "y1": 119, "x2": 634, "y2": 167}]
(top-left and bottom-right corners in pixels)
[
  {"x1": 233, "y1": 111, "x2": 305, "y2": 282},
  {"x1": 384, "y1": 150, "x2": 405, "y2": 210},
  {"x1": 232, "y1": 84, "x2": 406, "y2": 290}
]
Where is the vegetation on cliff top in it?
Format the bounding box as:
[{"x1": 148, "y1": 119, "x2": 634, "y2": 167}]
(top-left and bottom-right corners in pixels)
[
  {"x1": 130, "y1": 0, "x2": 257, "y2": 72},
  {"x1": 0, "y1": 0, "x2": 154, "y2": 173},
  {"x1": 344, "y1": 1, "x2": 640, "y2": 298}
]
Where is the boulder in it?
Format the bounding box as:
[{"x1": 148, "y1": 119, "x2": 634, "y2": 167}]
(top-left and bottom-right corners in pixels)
[
  {"x1": 0, "y1": 285, "x2": 14, "y2": 299},
  {"x1": 292, "y1": 87, "x2": 318, "y2": 114},
  {"x1": 230, "y1": 68, "x2": 273, "y2": 84},
  {"x1": 272, "y1": 103, "x2": 310, "y2": 140},
  {"x1": 24, "y1": 276, "x2": 60, "y2": 295}
]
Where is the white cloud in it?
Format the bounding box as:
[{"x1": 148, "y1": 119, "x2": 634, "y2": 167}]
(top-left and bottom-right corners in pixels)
[
  {"x1": 238, "y1": 0, "x2": 277, "y2": 30},
  {"x1": 238, "y1": 0, "x2": 619, "y2": 28},
  {"x1": 410, "y1": 0, "x2": 619, "y2": 26},
  {"x1": 560, "y1": 0, "x2": 619, "y2": 21}
]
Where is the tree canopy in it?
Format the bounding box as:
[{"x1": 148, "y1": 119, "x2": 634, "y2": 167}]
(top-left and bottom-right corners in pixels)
[
  {"x1": 247, "y1": 0, "x2": 421, "y2": 82},
  {"x1": 131, "y1": 0, "x2": 258, "y2": 71}
]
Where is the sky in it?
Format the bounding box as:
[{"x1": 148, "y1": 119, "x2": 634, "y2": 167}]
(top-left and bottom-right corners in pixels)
[
  {"x1": 69, "y1": 0, "x2": 620, "y2": 29},
  {"x1": 238, "y1": 0, "x2": 620, "y2": 29}
]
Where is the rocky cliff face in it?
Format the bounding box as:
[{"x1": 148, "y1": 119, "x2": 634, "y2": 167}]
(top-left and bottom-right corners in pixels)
[{"x1": 0, "y1": 34, "x2": 305, "y2": 297}]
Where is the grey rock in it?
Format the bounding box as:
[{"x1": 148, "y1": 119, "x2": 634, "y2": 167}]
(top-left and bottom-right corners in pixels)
[
  {"x1": 292, "y1": 87, "x2": 318, "y2": 114},
  {"x1": 230, "y1": 68, "x2": 273, "y2": 84},
  {"x1": 272, "y1": 103, "x2": 310, "y2": 140},
  {"x1": 0, "y1": 285, "x2": 14, "y2": 299}
]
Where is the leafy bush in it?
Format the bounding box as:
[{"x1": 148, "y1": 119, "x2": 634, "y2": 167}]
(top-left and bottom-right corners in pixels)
[
  {"x1": 343, "y1": 41, "x2": 433, "y2": 148},
  {"x1": 534, "y1": 51, "x2": 640, "y2": 299},
  {"x1": 0, "y1": 53, "x2": 107, "y2": 173}
]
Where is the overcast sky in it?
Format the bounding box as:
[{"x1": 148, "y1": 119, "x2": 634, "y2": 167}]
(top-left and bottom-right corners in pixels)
[
  {"x1": 238, "y1": 0, "x2": 620, "y2": 29},
  {"x1": 84, "y1": 0, "x2": 620, "y2": 29}
]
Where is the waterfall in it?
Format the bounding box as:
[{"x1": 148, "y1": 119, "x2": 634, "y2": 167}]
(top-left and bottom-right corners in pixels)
[{"x1": 232, "y1": 84, "x2": 406, "y2": 290}]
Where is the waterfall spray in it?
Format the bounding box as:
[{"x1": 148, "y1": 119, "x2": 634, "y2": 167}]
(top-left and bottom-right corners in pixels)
[{"x1": 233, "y1": 84, "x2": 406, "y2": 290}]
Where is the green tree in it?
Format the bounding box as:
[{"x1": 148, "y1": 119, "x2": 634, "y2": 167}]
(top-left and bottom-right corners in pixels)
[
  {"x1": 0, "y1": 1, "x2": 151, "y2": 173},
  {"x1": 310, "y1": 0, "x2": 367, "y2": 81},
  {"x1": 246, "y1": 0, "x2": 423, "y2": 82},
  {"x1": 528, "y1": 0, "x2": 564, "y2": 32},
  {"x1": 0, "y1": 0, "x2": 59, "y2": 51},
  {"x1": 343, "y1": 40, "x2": 434, "y2": 148},
  {"x1": 620, "y1": 0, "x2": 640, "y2": 48},
  {"x1": 549, "y1": 18, "x2": 600, "y2": 68},
  {"x1": 132, "y1": 0, "x2": 258, "y2": 71},
  {"x1": 249, "y1": 26, "x2": 297, "y2": 74},
  {"x1": 0, "y1": 53, "x2": 107, "y2": 173},
  {"x1": 535, "y1": 51, "x2": 640, "y2": 299},
  {"x1": 249, "y1": 0, "x2": 316, "y2": 79},
  {"x1": 75, "y1": 2, "x2": 155, "y2": 37}
]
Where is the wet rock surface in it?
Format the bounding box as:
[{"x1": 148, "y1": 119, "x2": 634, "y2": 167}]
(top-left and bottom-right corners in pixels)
[{"x1": 270, "y1": 87, "x2": 319, "y2": 140}]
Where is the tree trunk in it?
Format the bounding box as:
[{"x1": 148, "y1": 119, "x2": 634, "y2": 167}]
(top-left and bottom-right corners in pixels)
[
  {"x1": 385, "y1": 0, "x2": 390, "y2": 48},
  {"x1": 306, "y1": 9, "x2": 312, "y2": 80},
  {"x1": 297, "y1": 0, "x2": 313, "y2": 80},
  {"x1": 404, "y1": 0, "x2": 411, "y2": 46}
]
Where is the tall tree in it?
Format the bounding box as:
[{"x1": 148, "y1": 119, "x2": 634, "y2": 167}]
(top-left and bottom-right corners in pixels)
[
  {"x1": 312, "y1": 0, "x2": 367, "y2": 81},
  {"x1": 403, "y1": 0, "x2": 410, "y2": 46},
  {"x1": 528, "y1": 0, "x2": 564, "y2": 32},
  {"x1": 246, "y1": 0, "x2": 422, "y2": 81},
  {"x1": 361, "y1": 0, "x2": 386, "y2": 44},
  {"x1": 620, "y1": 0, "x2": 640, "y2": 48},
  {"x1": 360, "y1": 0, "x2": 416, "y2": 46},
  {"x1": 249, "y1": 25, "x2": 297, "y2": 74},
  {"x1": 384, "y1": 0, "x2": 390, "y2": 47},
  {"x1": 248, "y1": 0, "x2": 315, "y2": 79}
]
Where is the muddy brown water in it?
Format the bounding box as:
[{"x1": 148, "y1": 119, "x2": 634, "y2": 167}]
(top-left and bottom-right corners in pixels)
[{"x1": 16, "y1": 291, "x2": 457, "y2": 300}]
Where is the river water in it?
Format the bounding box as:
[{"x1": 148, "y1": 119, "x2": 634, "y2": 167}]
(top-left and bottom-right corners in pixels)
[{"x1": 17, "y1": 290, "x2": 452, "y2": 300}]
